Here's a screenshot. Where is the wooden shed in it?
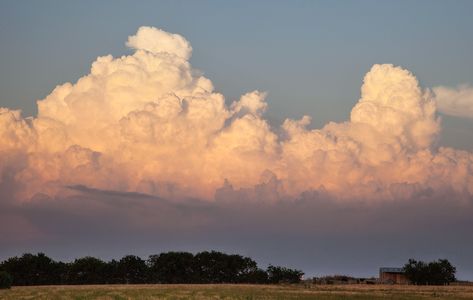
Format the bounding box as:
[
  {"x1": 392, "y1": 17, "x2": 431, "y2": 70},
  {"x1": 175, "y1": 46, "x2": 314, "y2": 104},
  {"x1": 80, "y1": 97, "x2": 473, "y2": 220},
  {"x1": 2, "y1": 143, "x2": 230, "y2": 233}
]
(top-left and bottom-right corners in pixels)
[{"x1": 379, "y1": 267, "x2": 409, "y2": 284}]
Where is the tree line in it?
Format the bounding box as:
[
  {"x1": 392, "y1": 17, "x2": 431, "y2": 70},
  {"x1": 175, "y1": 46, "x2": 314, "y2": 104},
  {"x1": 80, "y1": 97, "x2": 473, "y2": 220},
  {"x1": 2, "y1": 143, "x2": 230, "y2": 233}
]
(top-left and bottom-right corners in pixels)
[{"x1": 0, "y1": 251, "x2": 303, "y2": 287}]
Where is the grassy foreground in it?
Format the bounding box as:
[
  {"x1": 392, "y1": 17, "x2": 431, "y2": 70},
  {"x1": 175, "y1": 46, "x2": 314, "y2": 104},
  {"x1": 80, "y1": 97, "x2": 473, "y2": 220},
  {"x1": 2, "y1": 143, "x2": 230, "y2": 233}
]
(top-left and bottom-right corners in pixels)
[{"x1": 1, "y1": 284, "x2": 473, "y2": 300}]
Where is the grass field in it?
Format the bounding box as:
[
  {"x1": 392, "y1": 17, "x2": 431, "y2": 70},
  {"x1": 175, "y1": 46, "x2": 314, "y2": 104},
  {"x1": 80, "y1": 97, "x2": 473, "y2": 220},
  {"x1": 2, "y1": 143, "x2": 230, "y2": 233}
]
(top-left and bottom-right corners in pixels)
[{"x1": 1, "y1": 284, "x2": 473, "y2": 300}]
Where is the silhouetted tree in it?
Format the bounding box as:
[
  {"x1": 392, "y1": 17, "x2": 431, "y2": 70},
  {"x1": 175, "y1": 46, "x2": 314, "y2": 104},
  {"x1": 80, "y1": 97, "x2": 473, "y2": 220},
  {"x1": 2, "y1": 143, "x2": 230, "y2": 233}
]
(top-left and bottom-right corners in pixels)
[
  {"x1": 241, "y1": 268, "x2": 269, "y2": 284},
  {"x1": 230, "y1": 256, "x2": 262, "y2": 283},
  {"x1": 194, "y1": 251, "x2": 257, "y2": 283},
  {"x1": 404, "y1": 259, "x2": 427, "y2": 285},
  {"x1": 0, "y1": 253, "x2": 65, "y2": 285},
  {"x1": 403, "y1": 258, "x2": 456, "y2": 285},
  {"x1": 68, "y1": 256, "x2": 108, "y2": 284},
  {"x1": 267, "y1": 264, "x2": 304, "y2": 283},
  {"x1": 0, "y1": 271, "x2": 13, "y2": 289},
  {"x1": 432, "y1": 259, "x2": 456, "y2": 285},
  {"x1": 116, "y1": 255, "x2": 148, "y2": 284},
  {"x1": 148, "y1": 252, "x2": 195, "y2": 283}
]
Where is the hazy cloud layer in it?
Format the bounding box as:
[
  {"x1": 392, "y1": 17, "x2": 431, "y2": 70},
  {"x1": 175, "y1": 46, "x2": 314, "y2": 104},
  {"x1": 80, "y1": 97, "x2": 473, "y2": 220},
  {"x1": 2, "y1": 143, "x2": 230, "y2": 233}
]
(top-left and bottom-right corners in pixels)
[
  {"x1": 1, "y1": 187, "x2": 473, "y2": 279},
  {"x1": 1, "y1": 27, "x2": 473, "y2": 278}
]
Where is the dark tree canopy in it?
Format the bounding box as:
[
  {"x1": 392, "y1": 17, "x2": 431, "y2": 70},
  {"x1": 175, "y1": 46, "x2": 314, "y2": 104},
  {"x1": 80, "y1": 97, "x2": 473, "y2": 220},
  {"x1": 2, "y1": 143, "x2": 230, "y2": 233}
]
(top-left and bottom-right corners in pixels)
[
  {"x1": 0, "y1": 251, "x2": 303, "y2": 286},
  {"x1": 116, "y1": 255, "x2": 148, "y2": 284},
  {"x1": 68, "y1": 256, "x2": 109, "y2": 284},
  {"x1": 267, "y1": 264, "x2": 304, "y2": 284},
  {"x1": 0, "y1": 271, "x2": 13, "y2": 289},
  {"x1": 0, "y1": 253, "x2": 66, "y2": 286},
  {"x1": 148, "y1": 251, "x2": 196, "y2": 283},
  {"x1": 403, "y1": 258, "x2": 456, "y2": 285}
]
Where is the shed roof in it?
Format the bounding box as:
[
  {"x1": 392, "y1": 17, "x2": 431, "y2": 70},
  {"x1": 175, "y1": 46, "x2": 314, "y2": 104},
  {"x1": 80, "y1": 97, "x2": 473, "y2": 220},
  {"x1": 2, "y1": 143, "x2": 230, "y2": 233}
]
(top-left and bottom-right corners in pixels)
[{"x1": 380, "y1": 267, "x2": 404, "y2": 273}]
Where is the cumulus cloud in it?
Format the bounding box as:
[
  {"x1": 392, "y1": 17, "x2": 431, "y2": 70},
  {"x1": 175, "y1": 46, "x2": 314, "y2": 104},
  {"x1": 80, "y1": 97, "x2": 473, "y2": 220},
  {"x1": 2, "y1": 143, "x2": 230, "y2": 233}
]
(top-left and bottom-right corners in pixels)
[
  {"x1": 126, "y1": 26, "x2": 192, "y2": 59},
  {"x1": 0, "y1": 26, "x2": 473, "y2": 204},
  {"x1": 433, "y1": 85, "x2": 473, "y2": 119}
]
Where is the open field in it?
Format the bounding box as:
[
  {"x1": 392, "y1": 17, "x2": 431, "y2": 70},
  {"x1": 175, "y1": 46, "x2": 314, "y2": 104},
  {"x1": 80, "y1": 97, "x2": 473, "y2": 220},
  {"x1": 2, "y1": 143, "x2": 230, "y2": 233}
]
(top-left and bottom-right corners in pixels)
[{"x1": 1, "y1": 284, "x2": 473, "y2": 300}]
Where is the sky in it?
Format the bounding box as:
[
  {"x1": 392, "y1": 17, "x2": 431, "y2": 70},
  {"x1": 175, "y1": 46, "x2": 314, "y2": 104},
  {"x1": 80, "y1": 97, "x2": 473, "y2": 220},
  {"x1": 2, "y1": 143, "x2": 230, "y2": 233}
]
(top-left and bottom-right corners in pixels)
[{"x1": 1, "y1": 0, "x2": 473, "y2": 279}]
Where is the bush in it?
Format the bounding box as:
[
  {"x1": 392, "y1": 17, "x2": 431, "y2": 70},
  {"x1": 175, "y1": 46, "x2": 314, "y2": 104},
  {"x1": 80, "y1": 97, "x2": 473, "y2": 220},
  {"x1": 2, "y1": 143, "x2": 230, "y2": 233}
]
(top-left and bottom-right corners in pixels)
[{"x1": 0, "y1": 271, "x2": 13, "y2": 289}]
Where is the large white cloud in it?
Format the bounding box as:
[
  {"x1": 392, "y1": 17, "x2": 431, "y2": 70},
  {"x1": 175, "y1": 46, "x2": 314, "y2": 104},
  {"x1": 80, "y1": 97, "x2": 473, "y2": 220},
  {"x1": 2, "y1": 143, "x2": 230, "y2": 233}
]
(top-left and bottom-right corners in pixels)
[{"x1": 0, "y1": 26, "x2": 472, "y2": 203}]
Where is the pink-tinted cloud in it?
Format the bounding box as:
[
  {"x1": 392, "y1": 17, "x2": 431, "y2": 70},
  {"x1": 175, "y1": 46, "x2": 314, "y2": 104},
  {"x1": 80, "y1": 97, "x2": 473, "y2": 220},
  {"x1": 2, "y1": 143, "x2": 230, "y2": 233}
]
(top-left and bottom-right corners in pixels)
[{"x1": 0, "y1": 26, "x2": 472, "y2": 204}]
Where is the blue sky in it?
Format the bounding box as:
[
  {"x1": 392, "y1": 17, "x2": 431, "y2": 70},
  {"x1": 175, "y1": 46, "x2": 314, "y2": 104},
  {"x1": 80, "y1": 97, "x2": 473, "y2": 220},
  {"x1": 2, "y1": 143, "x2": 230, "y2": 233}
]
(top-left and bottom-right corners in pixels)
[{"x1": 1, "y1": 0, "x2": 472, "y2": 148}]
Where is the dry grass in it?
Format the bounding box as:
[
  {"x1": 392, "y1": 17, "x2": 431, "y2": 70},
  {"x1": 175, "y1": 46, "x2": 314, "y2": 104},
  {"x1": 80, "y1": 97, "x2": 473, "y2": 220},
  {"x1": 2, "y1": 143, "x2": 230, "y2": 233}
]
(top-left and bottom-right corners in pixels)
[{"x1": 1, "y1": 284, "x2": 473, "y2": 299}]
